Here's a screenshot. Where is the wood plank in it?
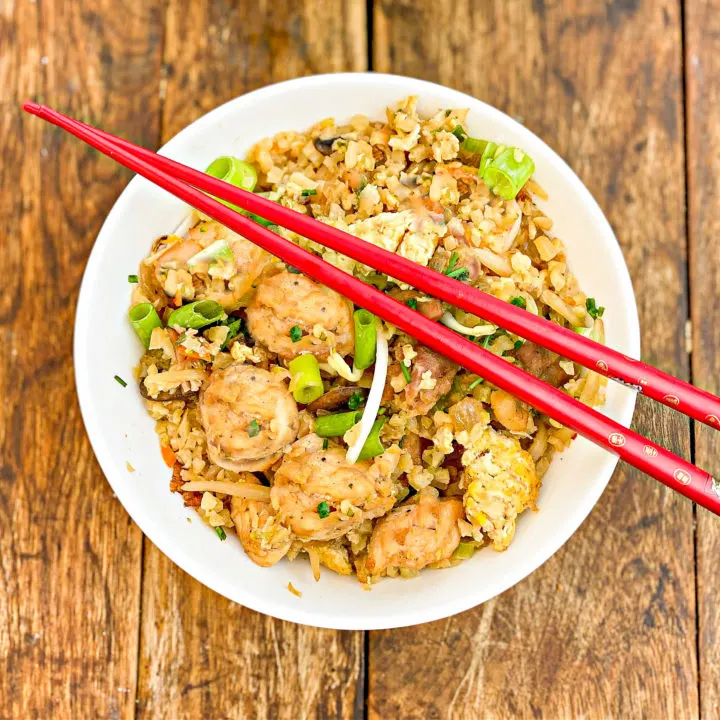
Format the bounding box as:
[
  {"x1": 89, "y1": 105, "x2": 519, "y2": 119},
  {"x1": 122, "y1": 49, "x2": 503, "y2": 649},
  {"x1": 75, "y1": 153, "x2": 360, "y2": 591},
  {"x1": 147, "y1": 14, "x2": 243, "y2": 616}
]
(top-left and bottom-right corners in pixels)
[
  {"x1": 685, "y1": 1, "x2": 720, "y2": 717},
  {"x1": 0, "y1": 0, "x2": 164, "y2": 717},
  {"x1": 136, "y1": 2, "x2": 367, "y2": 718},
  {"x1": 370, "y1": 1, "x2": 698, "y2": 717}
]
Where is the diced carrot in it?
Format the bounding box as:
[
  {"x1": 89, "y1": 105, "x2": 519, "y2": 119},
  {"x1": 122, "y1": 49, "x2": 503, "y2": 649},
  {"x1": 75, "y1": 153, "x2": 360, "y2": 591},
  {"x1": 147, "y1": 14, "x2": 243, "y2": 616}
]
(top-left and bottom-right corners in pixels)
[{"x1": 161, "y1": 445, "x2": 176, "y2": 467}]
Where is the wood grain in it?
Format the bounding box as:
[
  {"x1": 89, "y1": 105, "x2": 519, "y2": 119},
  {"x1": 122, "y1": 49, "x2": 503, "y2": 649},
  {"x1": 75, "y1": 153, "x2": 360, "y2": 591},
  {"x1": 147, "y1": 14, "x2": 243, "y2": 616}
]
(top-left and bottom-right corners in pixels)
[
  {"x1": 0, "y1": 0, "x2": 164, "y2": 717},
  {"x1": 370, "y1": 1, "x2": 698, "y2": 718},
  {"x1": 685, "y1": 1, "x2": 720, "y2": 717},
  {"x1": 135, "y1": 2, "x2": 367, "y2": 718}
]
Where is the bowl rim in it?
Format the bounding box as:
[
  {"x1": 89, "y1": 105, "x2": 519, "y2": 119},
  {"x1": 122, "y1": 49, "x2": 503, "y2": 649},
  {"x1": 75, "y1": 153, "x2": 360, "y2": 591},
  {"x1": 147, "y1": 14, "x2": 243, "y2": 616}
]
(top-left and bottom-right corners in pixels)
[{"x1": 74, "y1": 72, "x2": 640, "y2": 629}]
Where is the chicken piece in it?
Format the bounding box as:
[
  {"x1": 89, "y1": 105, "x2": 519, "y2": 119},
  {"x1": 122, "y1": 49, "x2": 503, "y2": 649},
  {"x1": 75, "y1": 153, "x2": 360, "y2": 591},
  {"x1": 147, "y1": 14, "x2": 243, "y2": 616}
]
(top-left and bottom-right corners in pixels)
[
  {"x1": 514, "y1": 341, "x2": 571, "y2": 388},
  {"x1": 200, "y1": 364, "x2": 299, "y2": 472},
  {"x1": 230, "y1": 474, "x2": 292, "y2": 567},
  {"x1": 462, "y1": 427, "x2": 540, "y2": 551},
  {"x1": 402, "y1": 346, "x2": 458, "y2": 415},
  {"x1": 246, "y1": 272, "x2": 354, "y2": 361},
  {"x1": 365, "y1": 493, "x2": 464, "y2": 575},
  {"x1": 271, "y1": 435, "x2": 396, "y2": 542},
  {"x1": 489, "y1": 389, "x2": 533, "y2": 433}
]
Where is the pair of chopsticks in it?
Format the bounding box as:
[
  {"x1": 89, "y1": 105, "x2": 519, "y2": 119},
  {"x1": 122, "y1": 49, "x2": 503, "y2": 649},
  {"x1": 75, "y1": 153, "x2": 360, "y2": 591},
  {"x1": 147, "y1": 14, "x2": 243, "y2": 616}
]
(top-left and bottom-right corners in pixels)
[{"x1": 24, "y1": 101, "x2": 720, "y2": 516}]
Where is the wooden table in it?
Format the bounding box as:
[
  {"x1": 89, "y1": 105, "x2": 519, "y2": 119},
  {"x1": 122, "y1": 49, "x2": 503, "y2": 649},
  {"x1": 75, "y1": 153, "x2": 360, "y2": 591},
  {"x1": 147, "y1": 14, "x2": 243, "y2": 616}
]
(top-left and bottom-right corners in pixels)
[{"x1": 1, "y1": 1, "x2": 718, "y2": 717}]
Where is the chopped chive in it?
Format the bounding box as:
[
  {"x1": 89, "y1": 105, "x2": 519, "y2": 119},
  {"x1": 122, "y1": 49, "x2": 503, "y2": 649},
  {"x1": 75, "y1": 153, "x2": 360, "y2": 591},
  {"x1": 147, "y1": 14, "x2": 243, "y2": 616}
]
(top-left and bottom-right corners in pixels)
[
  {"x1": 444, "y1": 251, "x2": 469, "y2": 281},
  {"x1": 481, "y1": 333, "x2": 494, "y2": 349},
  {"x1": 247, "y1": 419, "x2": 261, "y2": 437},
  {"x1": 378, "y1": 407, "x2": 387, "y2": 416},
  {"x1": 301, "y1": 188, "x2": 318, "y2": 196},
  {"x1": 317, "y1": 500, "x2": 330, "y2": 519},
  {"x1": 289, "y1": 325, "x2": 303, "y2": 343},
  {"x1": 114, "y1": 375, "x2": 128, "y2": 387},
  {"x1": 467, "y1": 377, "x2": 483, "y2": 391},
  {"x1": 447, "y1": 267, "x2": 469, "y2": 282},
  {"x1": 514, "y1": 340, "x2": 524, "y2": 350},
  {"x1": 586, "y1": 297, "x2": 605, "y2": 319},
  {"x1": 401, "y1": 362, "x2": 412, "y2": 383},
  {"x1": 127, "y1": 274, "x2": 138, "y2": 284},
  {"x1": 215, "y1": 526, "x2": 227, "y2": 541},
  {"x1": 347, "y1": 391, "x2": 364, "y2": 410},
  {"x1": 405, "y1": 298, "x2": 418, "y2": 310},
  {"x1": 322, "y1": 438, "x2": 329, "y2": 450},
  {"x1": 510, "y1": 296, "x2": 527, "y2": 310}
]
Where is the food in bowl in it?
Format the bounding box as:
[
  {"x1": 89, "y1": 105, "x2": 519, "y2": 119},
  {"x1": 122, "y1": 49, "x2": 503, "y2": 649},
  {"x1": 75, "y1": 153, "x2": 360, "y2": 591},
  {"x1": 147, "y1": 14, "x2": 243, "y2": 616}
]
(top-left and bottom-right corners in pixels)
[{"x1": 127, "y1": 96, "x2": 607, "y2": 585}]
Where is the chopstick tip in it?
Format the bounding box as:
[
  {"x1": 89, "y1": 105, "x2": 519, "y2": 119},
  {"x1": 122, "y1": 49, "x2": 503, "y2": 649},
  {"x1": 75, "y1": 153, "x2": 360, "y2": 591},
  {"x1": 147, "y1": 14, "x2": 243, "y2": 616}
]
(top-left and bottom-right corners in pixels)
[{"x1": 22, "y1": 100, "x2": 42, "y2": 115}]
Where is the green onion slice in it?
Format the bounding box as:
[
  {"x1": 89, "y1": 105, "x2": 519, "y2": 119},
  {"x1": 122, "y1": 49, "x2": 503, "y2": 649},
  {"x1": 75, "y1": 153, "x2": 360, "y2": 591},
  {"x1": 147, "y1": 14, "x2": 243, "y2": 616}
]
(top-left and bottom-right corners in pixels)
[
  {"x1": 400, "y1": 362, "x2": 412, "y2": 383},
  {"x1": 288, "y1": 354, "x2": 324, "y2": 404},
  {"x1": 314, "y1": 411, "x2": 362, "y2": 438},
  {"x1": 205, "y1": 156, "x2": 258, "y2": 192},
  {"x1": 114, "y1": 375, "x2": 128, "y2": 387},
  {"x1": 129, "y1": 302, "x2": 163, "y2": 349},
  {"x1": 478, "y1": 141, "x2": 501, "y2": 176},
  {"x1": 357, "y1": 418, "x2": 387, "y2": 461},
  {"x1": 481, "y1": 146, "x2": 535, "y2": 200},
  {"x1": 461, "y1": 136, "x2": 488, "y2": 155},
  {"x1": 215, "y1": 527, "x2": 227, "y2": 541},
  {"x1": 167, "y1": 300, "x2": 227, "y2": 330},
  {"x1": 353, "y1": 309, "x2": 377, "y2": 370},
  {"x1": 127, "y1": 274, "x2": 138, "y2": 283}
]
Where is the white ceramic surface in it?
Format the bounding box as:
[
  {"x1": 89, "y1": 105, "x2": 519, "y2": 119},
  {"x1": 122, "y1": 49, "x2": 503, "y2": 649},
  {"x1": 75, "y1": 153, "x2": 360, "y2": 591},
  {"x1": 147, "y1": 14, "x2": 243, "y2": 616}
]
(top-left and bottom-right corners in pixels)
[{"x1": 74, "y1": 73, "x2": 640, "y2": 630}]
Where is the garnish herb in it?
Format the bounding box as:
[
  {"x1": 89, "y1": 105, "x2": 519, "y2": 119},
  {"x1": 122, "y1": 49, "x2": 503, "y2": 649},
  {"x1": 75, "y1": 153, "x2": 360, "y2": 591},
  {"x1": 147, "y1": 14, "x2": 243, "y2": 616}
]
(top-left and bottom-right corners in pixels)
[
  {"x1": 514, "y1": 339, "x2": 524, "y2": 350},
  {"x1": 510, "y1": 296, "x2": 526, "y2": 309},
  {"x1": 127, "y1": 274, "x2": 138, "y2": 283},
  {"x1": 247, "y1": 419, "x2": 261, "y2": 437},
  {"x1": 301, "y1": 188, "x2": 317, "y2": 196},
  {"x1": 114, "y1": 375, "x2": 127, "y2": 387},
  {"x1": 347, "y1": 391, "x2": 364, "y2": 410},
  {"x1": 289, "y1": 325, "x2": 303, "y2": 342},
  {"x1": 317, "y1": 501, "x2": 330, "y2": 519},
  {"x1": 444, "y1": 252, "x2": 470, "y2": 281},
  {"x1": 215, "y1": 527, "x2": 227, "y2": 541},
  {"x1": 586, "y1": 297, "x2": 605, "y2": 319},
  {"x1": 287, "y1": 265, "x2": 302, "y2": 274},
  {"x1": 400, "y1": 362, "x2": 412, "y2": 383},
  {"x1": 322, "y1": 438, "x2": 329, "y2": 450},
  {"x1": 467, "y1": 377, "x2": 483, "y2": 391},
  {"x1": 405, "y1": 298, "x2": 418, "y2": 310}
]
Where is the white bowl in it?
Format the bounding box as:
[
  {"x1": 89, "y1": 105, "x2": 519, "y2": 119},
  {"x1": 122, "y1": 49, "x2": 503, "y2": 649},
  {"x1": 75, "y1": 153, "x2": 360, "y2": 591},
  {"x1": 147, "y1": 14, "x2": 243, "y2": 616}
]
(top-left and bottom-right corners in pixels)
[{"x1": 75, "y1": 73, "x2": 639, "y2": 630}]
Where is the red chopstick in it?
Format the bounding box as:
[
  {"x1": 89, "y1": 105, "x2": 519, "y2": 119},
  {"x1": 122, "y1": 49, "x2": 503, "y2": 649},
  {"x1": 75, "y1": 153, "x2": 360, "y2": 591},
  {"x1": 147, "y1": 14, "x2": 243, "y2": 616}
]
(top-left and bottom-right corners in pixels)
[
  {"x1": 25, "y1": 104, "x2": 720, "y2": 432},
  {"x1": 24, "y1": 102, "x2": 720, "y2": 516}
]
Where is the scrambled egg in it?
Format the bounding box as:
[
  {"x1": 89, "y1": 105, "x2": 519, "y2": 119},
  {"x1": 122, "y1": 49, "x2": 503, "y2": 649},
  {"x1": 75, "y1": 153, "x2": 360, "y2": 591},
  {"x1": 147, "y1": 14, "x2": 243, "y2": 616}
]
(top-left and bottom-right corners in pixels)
[{"x1": 462, "y1": 427, "x2": 540, "y2": 551}]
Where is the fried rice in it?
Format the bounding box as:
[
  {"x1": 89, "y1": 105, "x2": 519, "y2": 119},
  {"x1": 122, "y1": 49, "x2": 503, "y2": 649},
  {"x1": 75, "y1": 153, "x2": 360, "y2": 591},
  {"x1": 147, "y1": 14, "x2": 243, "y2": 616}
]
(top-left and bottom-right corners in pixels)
[{"x1": 128, "y1": 96, "x2": 607, "y2": 585}]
